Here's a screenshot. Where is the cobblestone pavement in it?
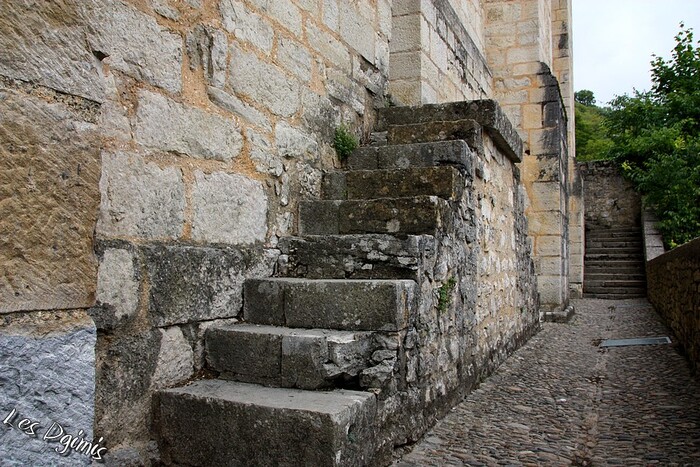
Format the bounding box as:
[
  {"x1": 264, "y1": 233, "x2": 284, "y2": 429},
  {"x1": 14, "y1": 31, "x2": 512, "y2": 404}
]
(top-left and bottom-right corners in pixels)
[{"x1": 395, "y1": 299, "x2": 700, "y2": 466}]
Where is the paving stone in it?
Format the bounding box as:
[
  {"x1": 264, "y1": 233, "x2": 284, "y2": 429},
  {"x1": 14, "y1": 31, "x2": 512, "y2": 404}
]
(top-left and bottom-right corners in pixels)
[{"x1": 395, "y1": 298, "x2": 700, "y2": 466}]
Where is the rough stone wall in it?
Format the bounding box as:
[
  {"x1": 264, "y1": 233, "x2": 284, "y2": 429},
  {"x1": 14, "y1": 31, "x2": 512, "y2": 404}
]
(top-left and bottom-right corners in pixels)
[
  {"x1": 646, "y1": 238, "x2": 700, "y2": 373},
  {"x1": 579, "y1": 161, "x2": 641, "y2": 228},
  {"x1": 484, "y1": 0, "x2": 575, "y2": 312},
  {"x1": 390, "y1": 0, "x2": 492, "y2": 105}
]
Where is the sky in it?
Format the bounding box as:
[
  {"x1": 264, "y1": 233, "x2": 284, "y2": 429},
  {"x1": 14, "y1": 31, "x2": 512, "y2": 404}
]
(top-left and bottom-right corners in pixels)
[{"x1": 572, "y1": 0, "x2": 700, "y2": 105}]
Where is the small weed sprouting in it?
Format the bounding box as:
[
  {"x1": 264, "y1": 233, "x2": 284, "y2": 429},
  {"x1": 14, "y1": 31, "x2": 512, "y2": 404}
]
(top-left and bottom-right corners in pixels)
[
  {"x1": 437, "y1": 276, "x2": 457, "y2": 313},
  {"x1": 333, "y1": 125, "x2": 359, "y2": 160}
]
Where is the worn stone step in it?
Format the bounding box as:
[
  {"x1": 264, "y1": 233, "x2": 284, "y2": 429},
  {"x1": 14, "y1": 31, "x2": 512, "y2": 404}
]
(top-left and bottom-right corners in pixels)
[
  {"x1": 586, "y1": 240, "x2": 643, "y2": 248},
  {"x1": 584, "y1": 273, "x2": 646, "y2": 282},
  {"x1": 585, "y1": 279, "x2": 647, "y2": 288},
  {"x1": 278, "y1": 234, "x2": 436, "y2": 281},
  {"x1": 157, "y1": 379, "x2": 377, "y2": 466},
  {"x1": 346, "y1": 140, "x2": 474, "y2": 175},
  {"x1": 582, "y1": 292, "x2": 647, "y2": 299},
  {"x1": 583, "y1": 287, "x2": 647, "y2": 295},
  {"x1": 585, "y1": 247, "x2": 642, "y2": 255},
  {"x1": 376, "y1": 100, "x2": 523, "y2": 162},
  {"x1": 585, "y1": 253, "x2": 644, "y2": 261},
  {"x1": 299, "y1": 196, "x2": 450, "y2": 236},
  {"x1": 244, "y1": 278, "x2": 415, "y2": 331},
  {"x1": 207, "y1": 324, "x2": 384, "y2": 390},
  {"x1": 585, "y1": 229, "x2": 641, "y2": 239},
  {"x1": 322, "y1": 166, "x2": 464, "y2": 201}
]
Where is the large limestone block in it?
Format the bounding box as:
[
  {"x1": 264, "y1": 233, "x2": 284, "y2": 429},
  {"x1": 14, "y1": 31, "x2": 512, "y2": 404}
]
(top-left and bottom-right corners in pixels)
[
  {"x1": 243, "y1": 278, "x2": 415, "y2": 331},
  {"x1": 191, "y1": 171, "x2": 268, "y2": 245},
  {"x1": 97, "y1": 150, "x2": 186, "y2": 240},
  {"x1": 0, "y1": 1, "x2": 104, "y2": 102},
  {"x1": 0, "y1": 310, "x2": 96, "y2": 466},
  {"x1": 157, "y1": 380, "x2": 377, "y2": 466},
  {"x1": 0, "y1": 88, "x2": 100, "y2": 313}
]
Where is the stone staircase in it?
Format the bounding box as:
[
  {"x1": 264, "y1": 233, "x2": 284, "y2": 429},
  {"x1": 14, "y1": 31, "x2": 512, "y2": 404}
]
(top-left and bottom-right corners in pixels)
[
  {"x1": 583, "y1": 226, "x2": 647, "y2": 299},
  {"x1": 154, "y1": 101, "x2": 534, "y2": 466}
]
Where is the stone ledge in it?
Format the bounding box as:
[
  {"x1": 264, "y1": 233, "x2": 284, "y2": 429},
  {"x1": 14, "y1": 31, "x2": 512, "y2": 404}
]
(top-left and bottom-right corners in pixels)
[
  {"x1": 543, "y1": 304, "x2": 575, "y2": 323},
  {"x1": 377, "y1": 100, "x2": 523, "y2": 163}
]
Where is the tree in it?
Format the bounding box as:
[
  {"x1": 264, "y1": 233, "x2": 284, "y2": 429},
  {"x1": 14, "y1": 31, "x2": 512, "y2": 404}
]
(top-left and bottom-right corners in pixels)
[
  {"x1": 575, "y1": 89, "x2": 596, "y2": 106},
  {"x1": 574, "y1": 90, "x2": 614, "y2": 161},
  {"x1": 607, "y1": 26, "x2": 700, "y2": 247}
]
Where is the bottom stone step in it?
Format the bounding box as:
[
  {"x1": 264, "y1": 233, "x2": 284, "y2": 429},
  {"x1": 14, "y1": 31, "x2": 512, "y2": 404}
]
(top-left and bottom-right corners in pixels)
[
  {"x1": 582, "y1": 293, "x2": 647, "y2": 300},
  {"x1": 157, "y1": 379, "x2": 377, "y2": 467}
]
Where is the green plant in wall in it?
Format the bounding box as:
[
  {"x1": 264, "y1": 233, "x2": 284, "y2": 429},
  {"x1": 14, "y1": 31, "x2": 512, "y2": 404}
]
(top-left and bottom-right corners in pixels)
[
  {"x1": 437, "y1": 277, "x2": 457, "y2": 313},
  {"x1": 333, "y1": 125, "x2": 358, "y2": 160}
]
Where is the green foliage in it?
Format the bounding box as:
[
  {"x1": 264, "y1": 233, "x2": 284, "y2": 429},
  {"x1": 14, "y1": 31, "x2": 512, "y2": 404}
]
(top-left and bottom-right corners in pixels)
[
  {"x1": 575, "y1": 89, "x2": 596, "y2": 106},
  {"x1": 437, "y1": 277, "x2": 457, "y2": 313},
  {"x1": 574, "y1": 99, "x2": 614, "y2": 161},
  {"x1": 607, "y1": 25, "x2": 700, "y2": 248},
  {"x1": 333, "y1": 125, "x2": 359, "y2": 160}
]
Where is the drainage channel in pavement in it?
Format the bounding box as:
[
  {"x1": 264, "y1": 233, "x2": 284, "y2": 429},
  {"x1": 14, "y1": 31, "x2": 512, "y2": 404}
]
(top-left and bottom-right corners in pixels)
[{"x1": 599, "y1": 336, "x2": 672, "y2": 348}]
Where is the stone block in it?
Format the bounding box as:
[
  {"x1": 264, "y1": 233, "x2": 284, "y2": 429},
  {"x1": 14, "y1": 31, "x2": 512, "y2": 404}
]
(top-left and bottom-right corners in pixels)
[
  {"x1": 0, "y1": 88, "x2": 100, "y2": 313},
  {"x1": 220, "y1": 0, "x2": 274, "y2": 54},
  {"x1": 0, "y1": 1, "x2": 104, "y2": 101},
  {"x1": 207, "y1": 87, "x2": 271, "y2": 131},
  {"x1": 152, "y1": 326, "x2": 194, "y2": 389},
  {"x1": 342, "y1": 167, "x2": 463, "y2": 200},
  {"x1": 191, "y1": 171, "x2": 268, "y2": 245},
  {"x1": 535, "y1": 235, "x2": 562, "y2": 257},
  {"x1": 157, "y1": 380, "x2": 377, "y2": 466},
  {"x1": 388, "y1": 120, "x2": 484, "y2": 156},
  {"x1": 229, "y1": 45, "x2": 300, "y2": 117},
  {"x1": 277, "y1": 37, "x2": 313, "y2": 81},
  {"x1": 135, "y1": 90, "x2": 243, "y2": 161},
  {"x1": 95, "y1": 248, "x2": 140, "y2": 326},
  {"x1": 338, "y1": 2, "x2": 375, "y2": 63},
  {"x1": 244, "y1": 278, "x2": 415, "y2": 331},
  {"x1": 300, "y1": 197, "x2": 449, "y2": 236},
  {"x1": 529, "y1": 181, "x2": 563, "y2": 212},
  {"x1": 391, "y1": 13, "x2": 421, "y2": 53},
  {"x1": 306, "y1": 20, "x2": 351, "y2": 72},
  {"x1": 88, "y1": 0, "x2": 183, "y2": 94},
  {"x1": 0, "y1": 310, "x2": 96, "y2": 466},
  {"x1": 247, "y1": 0, "x2": 302, "y2": 37},
  {"x1": 207, "y1": 324, "x2": 377, "y2": 389},
  {"x1": 185, "y1": 25, "x2": 228, "y2": 87},
  {"x1": 144, "y1": 245, "x2": 276, "y2": 327},
  {"x1": 347, "y1": 141, "x2": 474, "y2": 176},
  {"x1": 275, "y1": 122, "x2": 319, "y2": 160},
  {"x1": 97, "y1": 151, "x2": 186, "y2": 240}
]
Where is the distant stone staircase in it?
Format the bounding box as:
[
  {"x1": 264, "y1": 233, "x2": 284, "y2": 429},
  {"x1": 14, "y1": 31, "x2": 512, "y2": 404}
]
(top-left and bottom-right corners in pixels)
[
  {"x1": 583, "y1": 226, "x2": 647, "y2": 299},
  {"x1": 154, "y1": 101, "x2": 536, "y2": 466}
]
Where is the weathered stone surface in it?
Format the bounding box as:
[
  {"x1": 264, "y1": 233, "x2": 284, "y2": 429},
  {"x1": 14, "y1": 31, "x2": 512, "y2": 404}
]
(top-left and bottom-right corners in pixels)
[
  {"x1": 278, "y1": 234, "x2": 436, "y2": 280},
  {"x1": 220, "y1": 0, "x2": 274, "y2": 54},
  {"x1": 338, "y1": 2, "x2": 375, "y2": 63},
  {"x1": 191, "y1": 171, "x2": 268, "y2": 245},
  {"x1": 88, "y1": 0, "x2": 182, "y2": 93},
  {"x1": 0, "y1": 87, "x2": 100, "y2": 313},
  {"x1": 157, "y1": 380, "x2": 377, "y2": 466},
  {"x1": 151, "y1": 326, "x2": 194, "y2": 389},
  {"x1": 299, "y1": 197, "x2": 450, "y2": 235},
  {"x1": 346, "y1": 141, "x2": 474, "y2": 176},
  {"x1": 135, "y1": 90, "x2": 243, "y2": 161},
  {"x1": 277, "y1": 37, "x2": 313, "y2": 81},
  {"x1": 379, "y1": 100, "x2": 523, "y2": 162},
  {"x1": 186, "y1": 25, "x2": 227, "y2": 88},
  {"x1": 579, "y1": 161, "x2": 641, "y2": 228},
  {"x1": 0, "y1": 310, "x2": 96, "y2": 465},
  {"x1": 247, "y1": 0, "x2": 303, "y2": 37},
  {"x1": 275, "y1": 121, "x2": 319, "y2": 160},
  {"x1": 207, "y1": 86, "x2": 271, "y2": 131},
  {"x1": 229, "y1": 44, "x2": 300, "y2": 117},
  {"x1": 387, "y1": 119, "x2": 484, "y2": 156},
  {"x1": 207, "y1": 324, "x2": 378, "y2": 389},
  {"x1": 97, "y1": 150, "x2": 186, "y2": 240},
  {"x1": 95, "y1": 248, "x2": 140, "y2": 324},
  {"x1": 243, "y1": 278, "x2": 415, "y2": 331},
  {"x1": 323, "y1": 167, "x2": 464, "y2": 200},
  {"x1": 145, "y1": 245, "x2": 277, "y2": 327},
  {"x1": 0, "y1": 1, "x2": 104, "y2": 102}
]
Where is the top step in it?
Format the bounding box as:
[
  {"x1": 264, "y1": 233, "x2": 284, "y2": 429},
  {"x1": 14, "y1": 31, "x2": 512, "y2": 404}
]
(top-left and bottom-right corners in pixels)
[{"x1": 376, "y1": 100, "x2": 523, "y2": 163}]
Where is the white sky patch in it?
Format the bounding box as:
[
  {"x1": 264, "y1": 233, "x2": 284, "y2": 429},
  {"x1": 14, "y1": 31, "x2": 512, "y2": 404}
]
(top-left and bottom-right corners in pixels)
[{"x1": 573, "y1": 0, "x2": 700, "y2": 105}]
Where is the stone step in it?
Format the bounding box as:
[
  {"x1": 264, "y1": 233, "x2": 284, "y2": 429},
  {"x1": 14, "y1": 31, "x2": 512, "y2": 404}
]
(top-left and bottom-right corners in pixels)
[
  {"x1": 157, "y1": 379, "x2": 377, "y2": 466},
  {"x1": 322, "y1": 166, "x2": 464, "y2": 201},
  {"x1": 243, "y1": 278, "x2": 415, "y2": 331},
  {"x1": 584, "y1": 273, "x2": 646, "y2": 282},
  {"x1": 346, "y1": 140, "x2": 474, "y2": 176},
  {"x1": 585, "y1": 247, "x2": 642, "y2": 255},
  {"x1": 583, "y1": 287, "x2": 647, "y2": 295},
  {"x1": 586, "y1": 240, "x2": 643, "y2": 248},
  {"x1": 585, "y1": 253, "x2": 644, "y2": 261},
  {"x1": 376, "y1": 100, "x2": 523, "y2": 162},
  {"x1": 582, "y1": 292, "x2": 647, "y2": 300},
  {"x1": 299, "y1": 196, "x2": 450, "y2": 236},
  {"x1": 584, "y1": 279, "x2": 647, "y2": 288},
  {"x1": 278, "y1": 234, "x2": 436, "y2": 281},
  {"x1": 585, "y1": 229, "x2": 641, "y2": 239},
  {"x1": 206, "y1": 324, "x2": 383, "y2": 390}
]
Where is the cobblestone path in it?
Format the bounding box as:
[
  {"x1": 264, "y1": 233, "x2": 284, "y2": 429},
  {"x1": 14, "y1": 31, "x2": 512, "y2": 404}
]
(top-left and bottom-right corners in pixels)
[{"x1": 395, "y1": 299, "x2": 700, "y2": 466}]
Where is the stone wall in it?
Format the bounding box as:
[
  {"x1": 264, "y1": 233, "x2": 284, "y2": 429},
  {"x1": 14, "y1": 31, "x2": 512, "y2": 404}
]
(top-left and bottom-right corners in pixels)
[
  {"x1": 646, "y1": 238, "x2": 700, "y2": 373},
  {"x1": 579, "y1": 161, "x2": 642, "y2": 228}
]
